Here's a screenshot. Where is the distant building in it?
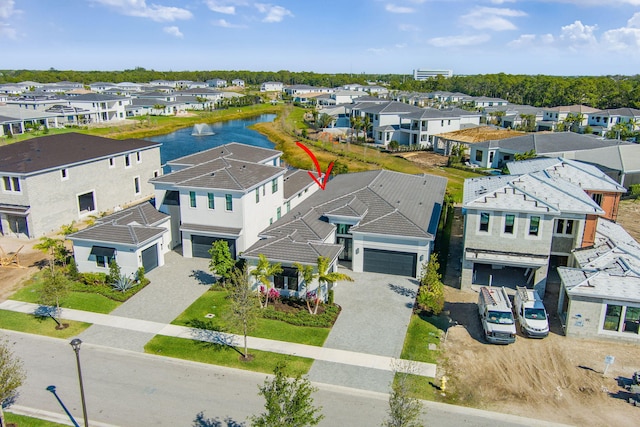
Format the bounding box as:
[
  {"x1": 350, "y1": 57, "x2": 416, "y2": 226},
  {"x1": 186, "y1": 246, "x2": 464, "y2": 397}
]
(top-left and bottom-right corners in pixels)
[{"x1": 413, "y1": 69, "x2": 453, "y2": 80}]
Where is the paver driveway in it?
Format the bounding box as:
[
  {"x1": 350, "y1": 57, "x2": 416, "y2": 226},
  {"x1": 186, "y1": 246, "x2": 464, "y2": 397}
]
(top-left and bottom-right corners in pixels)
[{"x1": 308, "y1": 268, "x2": 419, "y2": 393}]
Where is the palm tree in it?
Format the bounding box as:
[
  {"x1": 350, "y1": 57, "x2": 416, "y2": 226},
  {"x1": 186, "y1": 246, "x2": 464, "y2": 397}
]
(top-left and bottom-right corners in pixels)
[
  {"x1": 311, "y1": 256, "x2": 353, "y2": 315},
  {"x1": 293, "y1": 262, "x2": 315, "y2": 314},
  {"x1": 250, "y1": 254, "x2": 283, "y2": 308},
  {"x1": 350, "y1": 115, "x2": 363, "y2": 142},
  {"x1": 362, "y1": 115, "x2": 372, "y2": 142}
]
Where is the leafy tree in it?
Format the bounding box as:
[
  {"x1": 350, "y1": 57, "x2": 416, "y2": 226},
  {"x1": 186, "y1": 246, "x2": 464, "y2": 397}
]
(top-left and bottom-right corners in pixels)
[
  {"x1": 514, "y1": 149, "x2": 536, "y2": 161},
  {"x1": 226, "y1": 265, "x2": 259, "y2": 359},
  {"x1": 60, "y1": 221, "x2": 78, "y2": 236},
  {"x1": 250, "y1": 254, "x2": 282, "y2": 308},
  {"x1": 108, "y1": 259, "x2": 121, "y2": 284},
  {"x1": 518, "y1": 114, "x2": 537, "y2": 132},
  {"x1": 312, "y1": 256, "x2": 352, "y2": 315},
  {"x1": 331, "y1": 160, "x2": 349, "y2": 176},
  {"x1": 39, "y1": 268, "x2": 71, "y2": 321},
  {"x1": 388, "y1": 140, "x2": 400, "y2": 152},
  {"x1": 416, "y1": 254, "x2": 444, "y2": 315},
  {"x1": 208, "y1": 240, "x2": 235, "y2": 284},
  {"x1": 34, "y1": 237, "x2": 67, "y2": 271},
  {"x1": 252, "y1": 363, "x2": 323, "y2": 427},
  {"x1": 0, "y1": 337, "x2": 26, "y2": 427},
  {"x1": 383, "y1": 365, "x2": 424, "y2": 427},
  {"x1": 317, "y1": 113, "x2": 334, "y2": 129}
]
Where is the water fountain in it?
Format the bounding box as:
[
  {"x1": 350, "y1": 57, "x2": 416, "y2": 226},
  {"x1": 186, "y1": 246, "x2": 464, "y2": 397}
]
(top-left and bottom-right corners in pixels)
[{"x1": 191, "y1": 123, "x2": 215, "y2": 136}]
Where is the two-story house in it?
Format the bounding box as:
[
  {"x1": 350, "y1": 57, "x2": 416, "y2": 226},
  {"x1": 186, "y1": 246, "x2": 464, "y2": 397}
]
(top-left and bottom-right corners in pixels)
[
  {"x1": 150, "y1": 143, "x2": 318, "y2": 258},
  {"x1": 0, "y1": 133, "x2": 161, "y2": 238},
  {"x1": 64, "y1": 93, "x2": 130, "y2": 123},
  {"x1": 399, "y1": 108, "x2": 481, "y2": 148},
  {"x1": 461, "y1": 157, "x2": 625, "y2": 296},
  {"x1": 260, "y1": 82, "x2": 284, "y2": 92},
  {"x1": 586, "y1": 108, "x2": 640, "y2": 135},
  {"x1": 241, "y1": 169, "x2": 447, "y2": 301}
]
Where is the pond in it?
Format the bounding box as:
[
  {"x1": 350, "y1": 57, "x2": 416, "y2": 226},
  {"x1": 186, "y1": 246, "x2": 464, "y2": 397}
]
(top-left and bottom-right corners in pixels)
[{"x1": 147, "y1": 114, "x2": 277, "y2": 166}]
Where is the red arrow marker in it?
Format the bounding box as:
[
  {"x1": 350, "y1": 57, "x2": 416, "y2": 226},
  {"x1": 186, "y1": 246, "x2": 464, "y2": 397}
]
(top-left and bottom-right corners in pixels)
[{"x1": 296, "y1": 141, "x2": 334, "y2": 190}]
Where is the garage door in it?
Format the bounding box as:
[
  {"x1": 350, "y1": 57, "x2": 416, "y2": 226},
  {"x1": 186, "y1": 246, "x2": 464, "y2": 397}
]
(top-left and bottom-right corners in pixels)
[
  {"x1": 141, "y1": 244, "x2": 159, "y2": 272},
  {"x1": 191, "y1": 235, "x2": 236, "y2": 259},
  {"x1": 363, "y1": 248, "x2": 417, "y2": 277}
]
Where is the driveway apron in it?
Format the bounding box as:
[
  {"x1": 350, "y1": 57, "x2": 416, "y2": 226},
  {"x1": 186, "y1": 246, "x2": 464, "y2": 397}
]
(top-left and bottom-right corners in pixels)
[
  {"x1": 307, "y1": 268, "x2": 418, "y2": 393},
  {"x1": 78, "y1": 249, "x2": 213, "y2": 352}
]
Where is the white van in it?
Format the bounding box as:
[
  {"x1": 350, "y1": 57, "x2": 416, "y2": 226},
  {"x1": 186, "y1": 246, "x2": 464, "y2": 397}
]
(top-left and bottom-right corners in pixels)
[
  {"x1": 514, "y1": 286, "x2": 549, "y2": 338},
  {"x1": 477, "y1": 286, "x2": 516, "y2": 344}
]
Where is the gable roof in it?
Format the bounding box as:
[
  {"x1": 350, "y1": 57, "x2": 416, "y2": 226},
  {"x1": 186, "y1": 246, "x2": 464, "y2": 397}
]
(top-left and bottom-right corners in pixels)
[
  {"x1": 0, "y1": 133, "x2": 160, "y2": 174},
  {"x1": 572, "y1": 144, "x2": 640, "y2": 174},
  {"x1": 167, "y1": 142, "x2": 280, "y2": 167},
  {"x1": 473, "y1": 132, "x2": 630, "y2": 154},
  {"x1": 242, "y1": 232, "x2": 343, "y2": 265}
]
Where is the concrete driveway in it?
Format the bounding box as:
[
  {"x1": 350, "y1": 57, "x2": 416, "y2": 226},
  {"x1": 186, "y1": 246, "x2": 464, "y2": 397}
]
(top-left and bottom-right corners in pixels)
[
  {"x1": 78, "y1": 249, "x2": 213, "y2": 352},
  {"x1": 308, "y1": 268, "x2": 419, "y2": 393}
]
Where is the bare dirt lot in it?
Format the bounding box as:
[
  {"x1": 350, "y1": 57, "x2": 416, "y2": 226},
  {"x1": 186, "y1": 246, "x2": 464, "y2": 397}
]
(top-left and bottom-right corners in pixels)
[
  {"x1": 0, "y1": 237, "x2": 46, "y2": 301},
  {"x1": 437, "y1": 197, "x2": 640, "y2": 427}
]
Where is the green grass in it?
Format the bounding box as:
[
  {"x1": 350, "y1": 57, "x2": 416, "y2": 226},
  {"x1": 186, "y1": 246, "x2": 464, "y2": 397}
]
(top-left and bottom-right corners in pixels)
[
  {"x1": 145, "y1": 335, "x2": 313, "y2": 376},
  {"x1": 171, "y1": 290, "x2": 331, "y2": 346},
  {"x1": 393, "y1": 373, "x2": 441, "y2": 402},
  {"x1": 0, "y1": 310, "x2": 91, "y2": 338},
  {"x1": 5, "y1": 412, "x2": 71, "y2": 427},
  {"x1": 10, "y1": 280, "x2": 121, "y2": 314},
  {"x1": 400, "y1": 311, "x2": 449, "y2": 364}
]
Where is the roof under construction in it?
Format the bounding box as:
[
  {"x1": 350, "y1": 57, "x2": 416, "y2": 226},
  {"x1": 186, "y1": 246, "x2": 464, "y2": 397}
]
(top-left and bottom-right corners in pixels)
[{"x1": 435, "y1": 126, "x2": 525, "y2": 143}]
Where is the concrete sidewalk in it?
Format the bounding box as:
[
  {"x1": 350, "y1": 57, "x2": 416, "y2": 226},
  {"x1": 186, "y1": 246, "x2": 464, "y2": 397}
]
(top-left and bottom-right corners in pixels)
[{"x1": 0, "y1": 300, "x2": 437, "y2": 378}]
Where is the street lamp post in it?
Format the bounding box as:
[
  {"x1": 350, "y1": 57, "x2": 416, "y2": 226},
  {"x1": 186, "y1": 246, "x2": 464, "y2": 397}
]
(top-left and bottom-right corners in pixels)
[{"x1": 70, "y1": 338, "x2": 89, "y2": 427}]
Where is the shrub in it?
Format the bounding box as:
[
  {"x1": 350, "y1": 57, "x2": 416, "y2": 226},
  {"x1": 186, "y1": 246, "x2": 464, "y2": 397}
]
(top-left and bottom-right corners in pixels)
[
  {"x1": 81, "y1": 272, "x2": 108, "y2": 286},
  {"x1": 327, "y1": 289, "x2": 334, "y2": 305},
  {"x1": 108, "y1": 260, "x2": 121, "y2": 284},
  {"x1": 136, "y1": 267, "x2": 146, "y2": 283},
  {"x1": 261, "y1": 299, "x2": 340, "y2": 328},
  {"x1": 630, "y1": 184, "x2": 640, "y2": 198},
  {"x1": 111, "y1": 274, "x2": 137, "y2": 293}
]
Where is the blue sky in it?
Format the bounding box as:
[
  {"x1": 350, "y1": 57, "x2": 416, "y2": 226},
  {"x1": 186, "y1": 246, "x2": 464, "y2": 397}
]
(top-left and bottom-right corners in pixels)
[{"x1": 1, "y1": 0, "x2": 640, "y2": 76}]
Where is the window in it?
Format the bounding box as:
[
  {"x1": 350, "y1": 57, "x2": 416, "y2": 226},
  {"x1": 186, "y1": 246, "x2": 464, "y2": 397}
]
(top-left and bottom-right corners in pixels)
[
  {"x1": 529, "y1": 216, "x2": 540, "y2": 236},
  {"x1": 269, "y1": 218, "x2": 273, "y2": 225},
  {"x1": 134, "y1": 177, "x2": 140, "y2": 194},
  {"x1": 153, "y1": 170, "x2": 159, "y2": 178},
  {"x1": 3, "y1": 176, "x2": 20, "y2": 192},
  {"x1": 136, "y1": 151, "x2": 141, "y2": 163},
  {"x1": 96, "y1": 255, "x2": 111, "y2": 268},
  {"x1": 274, "y1": 267, "x2": 299, "y2": 291},
  {"x1": 225, "y1": 194, "x2": 233, "y2": 211},
  {"x1": 109, "y1": 157, "x2": 115, "y2": 168},
  {"x1": 263, "y1": 185, "x2": 266, "y2": 196},
  {"x1": 256, "y1": 188, "x2": 260, "y2": 203},
  {"x1": 61, "y1": 169, "x2": 68, "y2": 180},
  {"x1": 592, "y1": 193, "x2": 603, "y2": 206},
  {"x1": 189, "y1": 191, "x2": 196, "y2": 208},
  {"x1": 479, "y1": 212, "x2": 490, "y2": 232},
  {"x1": 276, "y1": 207, "x2": 281, "y2": 220},
  {"x1": 475, "y1": 150, "x2": 483, "y2": 162},
  {"x1": 555, "y1": 219, "x2": 575, "y2": 235},
  {"x1": 286, "y1": 201, "x2": 291, "y2": 213},
  {"x1": 623, "y1": 307, "x2": 640, "y2": 334},
  {"x1": 504, "y1": 214, "x2": 515, "y2": 234},
  {"x1": 125, "y1": 154, "x2": 131, "y2": 167},
  {"x1": 603, "y1": 304, "x2": 622, "y2": 331},
  {"x1": 78, "y1": 191, "x2": 96, "y2": 214},
  {"x1": 208, "y1": 193, "x2": 215, "y2": 210},
  {"x1": 272, "y1": 178, "x2": 278, "y2": 194},
  {"x1": 336, "y1": 223, "x2": 352, "y2": 235}
]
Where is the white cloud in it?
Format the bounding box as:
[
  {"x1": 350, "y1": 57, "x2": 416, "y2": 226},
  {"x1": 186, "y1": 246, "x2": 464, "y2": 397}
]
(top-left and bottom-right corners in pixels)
[
  {"x1": 602, "y1": 27, "x2": 640, "y2": 51},
  {"x1": 255, "y1": 3, "x2": 293, "y2": 23},
  {"x1": 628, "y1": 12, "x2": 640, "y2": 28},
  {"x1": 552, "y1": 0, "x2": 640, "y2": 5},
  {"x1": 213, "y1": 18, "x2": 246, "y2": 28},
  {"x1": 205, "y1": 0, "x2": 248, "y2": 15},
  {"x1": 460, "y1": 7, "x2": 526, "y2": 31},
  {"x1": 93, "y1": 0, "x2": 192, "y2": 22},
  {"x1": 427, "y1": 34, "x2": 491, "y2": 47},
  {"x1": 489, "y1": 0, "x2": 516, "y2": 4},
  {"x1": 0, "y1": 0, "x2": 18, "y2": 39},
  {"x1": 559, "y1": 20, "x2": 598, "y2": 46},
  {"x1": 0, "y1": 0, "x2": 16, "y2": 19},
  {"x1": 507, "y1": 33, "x2": 554, "y2": 48},
  {"x1": 385, "y1": 4, "x2": 414, "y2": 14},
  {"x1": 163, "y1": 25, "x2": 183, "y2": 37},
  {"x1": 367, "y1": 47, "x2": 388, "y2": 54}
]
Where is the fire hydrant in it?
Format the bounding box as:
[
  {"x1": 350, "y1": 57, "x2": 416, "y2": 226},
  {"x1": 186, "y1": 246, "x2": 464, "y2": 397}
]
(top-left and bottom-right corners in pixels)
[{"x1": 440, "y1": 376, "x2": 447, "y2": 392}]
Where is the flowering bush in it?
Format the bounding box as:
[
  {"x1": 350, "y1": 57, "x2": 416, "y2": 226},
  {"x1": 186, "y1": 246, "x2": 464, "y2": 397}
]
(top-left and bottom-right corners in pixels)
[{"x1": 268, "y1": 287, "x2": 280, "y2": 301}]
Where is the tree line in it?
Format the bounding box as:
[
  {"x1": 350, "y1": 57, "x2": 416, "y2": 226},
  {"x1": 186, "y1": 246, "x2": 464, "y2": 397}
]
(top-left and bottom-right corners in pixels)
[{"x1": 2, "y1": 68, "x2": 639, "y2": 109}]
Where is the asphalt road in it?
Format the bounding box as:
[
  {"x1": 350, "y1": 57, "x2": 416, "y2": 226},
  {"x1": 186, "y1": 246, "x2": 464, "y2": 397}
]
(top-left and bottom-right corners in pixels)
[{"x1": 4, "y1": 330, "x2": 568, "y2": 427}]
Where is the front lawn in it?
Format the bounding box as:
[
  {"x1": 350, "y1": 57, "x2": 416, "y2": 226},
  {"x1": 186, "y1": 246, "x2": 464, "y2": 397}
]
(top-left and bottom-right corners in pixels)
[
  {"x1": 0, "y1": 310, "x2": 91, "y2": 338},
  {"x1": 400, "y1": 310, "x2": 448, "y2": 365},
  {"x1": 172, "y1": 289, "x2": 334, "y2": 346},
  {"x1": 393, "y1": 373, "x2": 441, "y2": 402},
  {"x1": 145, "y1": 335, "x2": 313, "y2": 376},
  {"x1": 5, "y1": 412, "x2": 71, "y2": 427}
]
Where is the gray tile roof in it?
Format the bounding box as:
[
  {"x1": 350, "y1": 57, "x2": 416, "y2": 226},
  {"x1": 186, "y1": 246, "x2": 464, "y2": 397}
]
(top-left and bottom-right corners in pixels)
[
  {"x1": 358, "y1": 101, "x2": 424, "y2": 115},
  {"x1": 242, "y1": 232, "x2": 343, "y2": 265},
  {"x1": 68, "y1": 202, "x2": 168, "y2": 247},
  {"x1": 64, "y1": 93, "x2": 127, "y2": 102},
  {"x1": 151, "y1": 157, "x2": 284, "y2": 191},
  {"x1": 283, "y1": 169, "x2": 315, "y2": 200},
  {"x1": 180, "y1": 223, "x2": 242, "y2": 237},
  {"x1": 0, "y1": 133, "x2": 160, "y2": 174},
  {"x1": 167, "y1": 142, "x2": 280, "y2": 167},
  {"x1": 473, "y1": 132, "x2": 630, "y2": 154}
]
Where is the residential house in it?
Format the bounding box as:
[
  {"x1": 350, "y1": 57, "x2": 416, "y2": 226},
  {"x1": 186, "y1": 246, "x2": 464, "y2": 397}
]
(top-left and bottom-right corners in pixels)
[
  {"x1": 284, "y1": 85, "x2": 333, "y2": 97},
  {"x1": 353, "y1": 101, "x2": 423, "y2": 145},
  {"x1": 242, "y1": 169, "x2": 447, "y2": 299},
  {"x1": 539, "y1": 104, "x2": 600, "y2": 131},
  {"x1": 398, "y1": 108, "x2": 481, "y2": 148},
  {"x1": 471, "y1": 97, "x2": 509, "y2": 108},
  {"x1": 587, "y1": 108, "x2": 640, "y2": 135},
  {"x1": 231, "y1": 79, "x2": 245, "y2": 87},
  {"x1": 0, "y1": 133, "x2": 161, "y2": 239},
  {"x1": 206, "y1": 79, "x2": 227, "y2": 88},
  {"x1": 68, "y1": 202, "x2": 170, "y2": 277},
  {"x1": 64, "y1": 93, "x2": 130, "y2": 123},
  {"x1": 0, "y1": 105, "x2": 62, "y2": 136},
  {"x1": 260, "y1": 82, "x2": 284, "y2": 92},
  {"x1": 468, "y1": 132, "x2": 630, "y2": 169},
  {"x1": 557, "y1": 217, "x2": 640, "y2": 342},
  {"x1": 571, "y1": 144, "x2": 640, "y2": 188},
  {"x1": 89, "y1": 82, "x2": 117, "y2": 93},
  {"x1": 150, "y1": 143, "x2": 318, "y2": 258},
  {"x1": 461, "y1": 157, "x2": 625, "y2": 296}
]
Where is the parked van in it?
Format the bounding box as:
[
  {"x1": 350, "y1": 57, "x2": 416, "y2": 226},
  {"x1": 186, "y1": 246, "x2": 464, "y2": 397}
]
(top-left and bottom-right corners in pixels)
[
  {"x1": 514, "y1": 286, "x2": 549, "y2": 338},
  {"x1": 478, "y1": 286, "x2": 516, "y2": 344}
]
